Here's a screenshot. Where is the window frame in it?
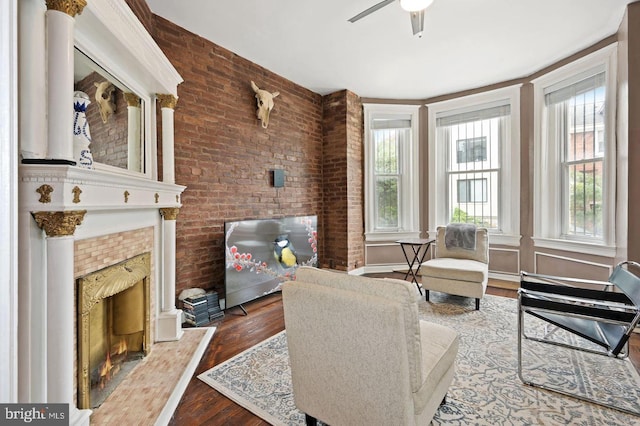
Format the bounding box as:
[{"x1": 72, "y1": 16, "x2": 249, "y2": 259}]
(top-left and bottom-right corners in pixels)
[
  {"x1": 363, "y1": 104, "x2": 420, "y2": 241},
  {"x1": 532, "y1": 44, "x2": 617, "y2": 257},
  {"x1": 427, "y1": 85, "x2": 521, "y2": 246}
]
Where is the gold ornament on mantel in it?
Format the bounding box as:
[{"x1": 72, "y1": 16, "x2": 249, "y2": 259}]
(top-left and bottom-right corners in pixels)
[
  {"x1": 45, "y1": 0, "x2": 87, "y2": 17},
  {"x1": 36, "y1": 184, "x2": 54, "y2": 204},
  {"x1": 32, "y1": 210, "x2": 86, "y2": 237},
  {"x1": 157, "y1": 94, "x2": 178, "y2": 110},
  {"x1": 72, "y1": 186, "x2": 82, "y2": 204},
  {"x1": 160, "y1": 207, "x2": 180, "y2": 221}
]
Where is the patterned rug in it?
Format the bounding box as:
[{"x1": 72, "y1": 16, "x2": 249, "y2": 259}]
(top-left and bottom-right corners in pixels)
[{"x1": 198, "y1": 294, "x2": 640, "y2": 425}]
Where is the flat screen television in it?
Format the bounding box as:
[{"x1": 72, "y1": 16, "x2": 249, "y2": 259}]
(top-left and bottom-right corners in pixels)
[{"x1": 224, "y1": 215, "x2": 318, "y2": 311}]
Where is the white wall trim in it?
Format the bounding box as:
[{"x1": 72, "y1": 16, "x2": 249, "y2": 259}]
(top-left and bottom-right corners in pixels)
[
  {"x1": 533, "y1": 251, "x2": 614, "y2": 275},
  {"x1": 0, "y1": 0, "x2": 18, "y2": 403},
  {"x1": 489, "y1": 246, "x2": 521, "y2": 275}
]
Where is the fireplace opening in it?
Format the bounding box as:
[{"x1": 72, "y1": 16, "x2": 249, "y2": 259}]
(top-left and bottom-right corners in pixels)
[
  {"x1": 88, "y1": 281, "x2": 146, "y2": 408},
  {"x1": 77, "y1": 253, "x2": 151, "y2": 409}
]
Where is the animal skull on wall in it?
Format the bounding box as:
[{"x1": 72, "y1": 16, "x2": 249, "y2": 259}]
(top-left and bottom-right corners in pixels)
[
  {"x1": 94, "y1": 81, "x2": 116, "y2": 124},
  {"x1": 251, "y1": 80, "x2": 279, "y2": 129}
]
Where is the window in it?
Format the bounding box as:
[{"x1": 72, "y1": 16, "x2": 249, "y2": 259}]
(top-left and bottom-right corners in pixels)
[
  {"x1": 532, "y1": 45, "x2": 617, "y2": 256},
  {"x1": 428, "y1": 86, "x2": 521, "y2": 245},
  {"x1": 548, "y1": 72, "x2": 605, "y2": 238},
  {"x1": 364, "y1": 104, "x2": 420, "y2": 240},
  {"x1": 457, "y1": 178, "x2": 488, "y2": 204},
  {"x1": 373, "y1": 126, "x2": 403, "y2": 229}
]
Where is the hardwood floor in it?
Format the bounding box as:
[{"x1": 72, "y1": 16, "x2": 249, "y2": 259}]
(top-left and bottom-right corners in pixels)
[{"x1": 169, "y1": 274, "x2": 640, "y2": 425}]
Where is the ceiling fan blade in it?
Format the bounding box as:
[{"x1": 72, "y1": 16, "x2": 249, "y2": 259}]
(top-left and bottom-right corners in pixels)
[
  {"x1": 409, "y1": 10, "x2": 425, "y2": 36},
  {"x1": 348, "y1": 0, "x2": 396, "y2": 23}
]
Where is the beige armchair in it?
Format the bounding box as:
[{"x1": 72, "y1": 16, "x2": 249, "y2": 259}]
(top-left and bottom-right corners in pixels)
[
  {"x1": 419, "y1": 225, "x2": 489, "y2": 310},
  {"x1": 282, "y1": 267, "x2": 459, "y2": 426}
]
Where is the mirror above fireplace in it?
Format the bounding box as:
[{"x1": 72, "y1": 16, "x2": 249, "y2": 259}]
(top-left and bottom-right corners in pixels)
[{"x1": 74, "y1": 48, "x2": 144, "y2": 173}]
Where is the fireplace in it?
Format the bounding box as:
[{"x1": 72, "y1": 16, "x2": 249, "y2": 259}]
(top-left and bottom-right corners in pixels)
[{"x1": 76, "y1": 253, "x2": 151, "y2": 409}]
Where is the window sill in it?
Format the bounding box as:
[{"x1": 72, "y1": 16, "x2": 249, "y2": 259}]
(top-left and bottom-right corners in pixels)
[
  {"x1": 365, "y1": 230, "x2": 421, "y2": 243},
  {"x1": 532, "y1": 237, "x2": 616, "y2": 257}
]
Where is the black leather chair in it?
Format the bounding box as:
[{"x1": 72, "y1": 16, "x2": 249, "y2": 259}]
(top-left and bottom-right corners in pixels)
[{"x1": 517, "y1": 261, "x2": 640, "y2": 416}]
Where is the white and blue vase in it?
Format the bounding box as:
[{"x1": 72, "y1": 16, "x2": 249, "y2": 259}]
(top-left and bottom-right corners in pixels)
[{"x1": 73, "y1": 91, "x2": 94, "y2": 169}]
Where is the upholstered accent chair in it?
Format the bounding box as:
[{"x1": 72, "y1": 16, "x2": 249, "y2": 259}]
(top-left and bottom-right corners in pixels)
[
  {"x1": 419, "y1": 226, "x2": 489, "y2": 310},
  {"x1": 282, "y1": 267, "x2": 459, "y2": 426}
]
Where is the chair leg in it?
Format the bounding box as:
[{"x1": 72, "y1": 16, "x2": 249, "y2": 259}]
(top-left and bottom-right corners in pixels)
[
  {"x1": 425, "y1": 289, "x2": 430, "y2": 301},
  {"x1": 305, "y1": 414, "x2": 317, "y2": 426},
  {"x1": 475, "y1": 298, "x2": 480, "y2": 310}
]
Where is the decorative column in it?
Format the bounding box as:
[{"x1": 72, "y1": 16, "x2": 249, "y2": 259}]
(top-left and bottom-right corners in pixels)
[
  {"x1": 157, "y1": 208, "x2": 183, "y2": 341},
  {"x1": 19, "y1": 0, "x2": 47, "y2": 160},
  {"x1": 45, "y1": 0, "x2": 86, "y2": 163},
  {"x1": 157, "y1": 94, "x2": 177, "y2": 183},
  {"x1": 124, "y1": 93, "x2": 141, "y2": 172},
  {"x1": 32, "y1": 211, "x2": 91, "y2": 425}
]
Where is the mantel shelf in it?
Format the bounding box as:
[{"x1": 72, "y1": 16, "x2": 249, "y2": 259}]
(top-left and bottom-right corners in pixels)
[{"x1": 20, "y1": 164, "x2": 185, "y2": 212}]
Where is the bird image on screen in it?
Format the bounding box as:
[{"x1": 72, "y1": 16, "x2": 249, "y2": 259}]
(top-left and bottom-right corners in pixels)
[
  {"x1": 224, "y1": 215, "x2": 318, "y2": 311},
  {"x1": 274, "y1": 235, "x2": 297, "y2": 268}
]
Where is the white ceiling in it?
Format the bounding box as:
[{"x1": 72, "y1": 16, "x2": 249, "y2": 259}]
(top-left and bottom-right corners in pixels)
[{"x1": 145, "y1": 0, "x2": 634, "y2": 100}]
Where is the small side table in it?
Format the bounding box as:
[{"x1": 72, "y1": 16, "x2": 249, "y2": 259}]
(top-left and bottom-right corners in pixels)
[{"x1": 396, "y1": 238, "x2": 435, "y2": 293}]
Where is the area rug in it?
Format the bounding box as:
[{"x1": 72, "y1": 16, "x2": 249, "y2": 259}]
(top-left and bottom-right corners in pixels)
[{"x1": 198, "y1": 294, "x2": 640, "y2": 425}]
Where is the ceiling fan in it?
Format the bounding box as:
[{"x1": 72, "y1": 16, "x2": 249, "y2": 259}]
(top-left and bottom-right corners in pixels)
[{"x1": 348, "y1": 0, "x2": 434, "y2": 38}]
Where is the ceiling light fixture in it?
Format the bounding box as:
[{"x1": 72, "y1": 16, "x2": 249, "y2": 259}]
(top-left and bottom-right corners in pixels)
[{"x1": 400, "y1": 0, "x2": 434, "y2": 12}]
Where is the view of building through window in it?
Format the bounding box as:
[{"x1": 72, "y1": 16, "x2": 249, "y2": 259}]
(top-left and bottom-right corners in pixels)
[{"x1": 437, "y1": 105, "x2": 508, "y2": 229}]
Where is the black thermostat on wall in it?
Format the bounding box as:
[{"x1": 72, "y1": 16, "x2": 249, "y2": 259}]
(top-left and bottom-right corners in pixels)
[{"x1": 272, "y1": 169, "x2": 285, "y2": 187}]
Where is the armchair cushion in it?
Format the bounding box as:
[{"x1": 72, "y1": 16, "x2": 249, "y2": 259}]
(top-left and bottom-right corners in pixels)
[
  {"x1": 414, "y1": 321, "x2": 459, "y2": 413},
  {"x1": 420, "y1": 257, "x2": 488, "y2": 283}
]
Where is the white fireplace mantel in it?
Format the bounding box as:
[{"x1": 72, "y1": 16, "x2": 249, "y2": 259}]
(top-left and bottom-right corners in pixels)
[
  {"x1": 16, "y1": 0, "x2": 185, "y2": 424},
  {"x1": 20, "y1": 164, "x2": 185, "y2": 212}
]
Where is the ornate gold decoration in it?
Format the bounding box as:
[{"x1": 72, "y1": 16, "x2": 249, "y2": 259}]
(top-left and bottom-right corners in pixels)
[
  {"x1": 154, "y1": 193, "x2": 159, "y2": 204},
  {"x1": 77, "y1": 252, "x2": 151, "y2": 409},
  {"x1": 32, "y1": 210, "x2": 86, "y2": 237},
  {"x1": 45, "y1": 0, "x2": 87, "y2": 17},
  {"x1": 123, "y1": 92, "x2": 141, "y2": 107},
  {"x1": 124, "y1": 190, "x2": 130, "y2": 203},
  {"x1": 36, "y1": 184, "x2": 54, "y2": 204},
  {"x1": 157, "y1": 94, "x2": 178, "y2": 109},
  {"x1": 72, "y1": 186, "x2": 82, "y2": 204},
  {"x1": 160, "y1": 207, "x2": 180, "y2": 221}
]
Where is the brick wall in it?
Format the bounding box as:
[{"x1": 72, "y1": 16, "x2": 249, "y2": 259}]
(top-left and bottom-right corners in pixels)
[
  {"x1": 322, "y1": 90, "x2": 364, "y2": 271},
  {"x1": 151, "y1": 16, "x2": 324, "y2": 296},
  {"x1": 74, "y1": 228, "x2": 154, "y2": 278},
  {"x1": 322, "y1": 91, "x2": 348, "y2": 270},
  {"x1": 346, "y1": 90, "x2": 365, "y2": 269},
  {"x1": 121, "y1": 2, "x2": 364, "y2": 296}
]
